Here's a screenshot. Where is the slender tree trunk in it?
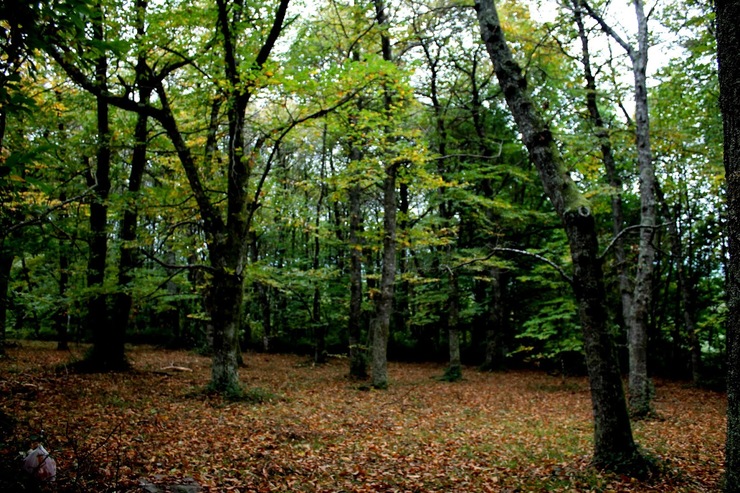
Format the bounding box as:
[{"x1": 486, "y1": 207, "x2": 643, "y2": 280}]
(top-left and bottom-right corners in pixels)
[
  {"x1": 581, "y1": 0, "x2": 657, "y2": 418},
  {"x1": 84, "y1": 1, "x2": 119, "y2": 370},
  {"x1": 625, "y1": 0, "x2": 657, "y2": 417},
  {"x1": 476, "y1": 0, "x2": 643, "y2": 472},
  {"x1": 112, "y1": 6, "x2": 151, "y2": 357},
  {"x1": 55, "y1": 239, "x2": 69, "y2": 350},
  {"x1": 370, "y1": 0, "x2": 397, "y2": 389},
  {"x1": 572, "y1": 0, "x2": 631, "y2": 331},
  {"x1": 444, "y1": 271, "x2": 462, "y2": 381},
  {"x1": 313, "y1": 126, "x2": 328, "y2": 364},
  {"x1": 0, "y1": 250, "x2": 13, "y2": 355},
  {"x1": 481, "y1": 267, "x2": 506, "y2": 371},
  {"x1": 348, "y1": 178, "x2": 366, "y2": 378},
  {"x1": 716, "y1": 0, "x2": 740, "y2": 490}
]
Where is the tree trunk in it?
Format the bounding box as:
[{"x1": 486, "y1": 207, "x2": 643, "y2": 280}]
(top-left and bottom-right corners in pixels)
[
  {"x1": 83, "y1": 1, "x2": 120, "y2": 371},
  {"x1": 476, "y1": 0, "x2": 643, "y2": 472},
  {"x1": 207, "y1": 268, "x2": 242, "y2": 393},
  {"x1": 112, "y1": 18, "x2": 151, "y2": 358},
  {"x1": 370, "y1": 0, "x2": 397, "y2": 389},
  {"x1": 0, "y1": 250, "x2": 13, "y2": 355},
  {"x1": 625, "y1": 0, "x2": 657, "y2": 417},
  {"x1": 716, "y1": 0, "x2": 740, "y2": 490},
  {"x1": 313, "y1": 126, "x2": 328, "y2": 364},
  {"x1": 571, "y1": 0, "x2": 631, "y2": 334},
  {"x1": 444, "y1": 271, "x2": 462, "y2": 381},
  {"x1": 348, "y1": 179, "x2": 366, "y2": 378},
  {"x1": 481, "y1": 267, "x2": 506, "y2": 371},
  {"x1": 55, "y1": 240, "x2": 69, "y2": 350},
  {"x1": 371, "y1": 160, "x2": 398, "y2": 389}
]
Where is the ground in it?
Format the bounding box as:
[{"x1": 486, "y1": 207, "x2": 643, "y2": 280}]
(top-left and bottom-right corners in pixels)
[{"x1": 0, "y1": 342, "x2": 727, "y2": 492}]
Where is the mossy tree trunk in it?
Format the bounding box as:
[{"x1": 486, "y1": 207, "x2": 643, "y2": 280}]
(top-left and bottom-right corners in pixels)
[{"x1": 476, "y1": 0, "x2": 643, "y2": 472}]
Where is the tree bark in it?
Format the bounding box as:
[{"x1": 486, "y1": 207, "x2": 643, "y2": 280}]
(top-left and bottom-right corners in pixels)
[
  {"x1": 0, "y1": 250, "x2": 12, "y2": 355},
  {"x1": 716, "y1": 0, "x2": 740, "y2": 490},
  {"x1": 370, "y1": 0, "x2": 397, "y2": 389},
  {"x1": 581, "y1": 0, "x2": 657, "y2": 417},
  {"x1": 476, "y1": 0, "x2": 642, "y2": 472},
  {"x1": 83, "y1": 1, "x2": 120, "y2": 371},
  {"x1": 348, "y1": 163, "x2": 367, "y2": 378},
  {"x1": 625, "y1": 0, "x2": 657, "y2": 417},
  {"x1": 111, "y1": 0, "x2": 151, "y2": 361}
]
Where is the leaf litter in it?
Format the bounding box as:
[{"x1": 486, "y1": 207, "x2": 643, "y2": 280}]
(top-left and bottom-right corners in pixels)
[{"x1": 0, "y1": 343, "x2": 726, "y2": 492}]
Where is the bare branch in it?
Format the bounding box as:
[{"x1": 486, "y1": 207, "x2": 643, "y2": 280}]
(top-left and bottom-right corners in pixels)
[
  {"x1": 452, "y1": 247, "x2": 573, "y2": 285},
  {"x1": 599, "y1": 223, "x2": 665, "y2": 260},
  {"x1": 580, "y1": 0, "x2": 635, "y2": 61}
]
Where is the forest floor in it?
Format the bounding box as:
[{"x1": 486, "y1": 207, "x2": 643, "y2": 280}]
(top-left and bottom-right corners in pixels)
[{"x1": 0, "y1": 342, "x2": 727, "y2": 492}]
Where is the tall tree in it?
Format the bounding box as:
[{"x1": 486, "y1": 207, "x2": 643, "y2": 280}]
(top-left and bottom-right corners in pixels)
[
  {"x1": 476, "y1": 0, "x2": 645, "y2": 472},
  {"x1": 81, "y1": 0, "x2": 118, "y2": 370},
  {"x1": 581, "y1": 0, "x2": 659, "y2": 417},
  {"x1": 369, "y1": 0, "x2": 398, "y2": 389},
  {"x1": 110, "y1": 0, "x2": 153, "y2": 366},
  {"x1": 716, "y1": 0, "x2": 740, "y2": 490}
]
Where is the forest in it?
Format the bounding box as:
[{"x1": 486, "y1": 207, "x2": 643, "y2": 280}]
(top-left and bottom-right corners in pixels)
[{"x1": 1, "y1": 0, "x2": 740, "y2": 490}]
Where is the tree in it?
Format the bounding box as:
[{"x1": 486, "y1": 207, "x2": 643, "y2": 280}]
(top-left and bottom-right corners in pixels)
[
  {"x1": 580, "y1": 0, "x2": 659, "y2": 416},
  {"x1": 476, "y1": 0, "x2": 645, "y2": 472},
  {"x1": 716, "y1": 0, "x2": 740, "y2": 490}
]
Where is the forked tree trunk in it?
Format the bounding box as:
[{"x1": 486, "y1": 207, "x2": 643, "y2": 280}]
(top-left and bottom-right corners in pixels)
[
  {"x1": 716, "y1": 0, "x2": 740, "y2": 490},
  {"x1": 580, "y1": 0, "x2": 657, "y2": 418},
  {"x1": 476, "y1": 0, "x2": 643, "y2": 472},
  {"x1": 112, "y1": 4, "x2": 151, "y2": 358}
]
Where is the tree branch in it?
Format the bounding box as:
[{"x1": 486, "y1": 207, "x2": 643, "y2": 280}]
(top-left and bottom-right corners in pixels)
[
  {"x1": 453, "y1": 247, "x2": 573, "y2": 285},
  {"x1": 580, "y1": 0, "x2": 635, "y2": 61},
  {"x1": 599, "y1": 223, "x2": 665, "y2": 260}
]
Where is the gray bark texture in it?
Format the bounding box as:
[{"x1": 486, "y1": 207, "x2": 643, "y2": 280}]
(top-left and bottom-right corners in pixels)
[
  {"x1": 716, "y1": 0, "x2": 740, "y2": 490},
  {"x1": 370, "y1": 0, "x2": 397, "y2": 389},
  {"x1": 625, "y1": 0, "x2": 657, "y2": 417},
  {"x1": 581, "y1": 0, "x2": 657, "y2": 417},
  {"x1": 476, "y1": 0, "x2": 643, "y2": 471}
]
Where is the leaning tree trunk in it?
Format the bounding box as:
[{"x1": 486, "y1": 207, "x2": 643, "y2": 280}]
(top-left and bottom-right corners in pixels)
[
  {"x1": 716, "y1": 0, "x2": 740, "y2": 490},
  {"x1": 476, "y1": 0, "x2": 643, "y2": 472}
]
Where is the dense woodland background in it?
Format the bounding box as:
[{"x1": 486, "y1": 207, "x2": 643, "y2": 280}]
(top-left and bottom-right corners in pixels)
[
  {"x1": 0, "y1": 0, "x2": 722, "y2": 379},
  {"x1": 2, "y1": 0, "x2": 737, "y2": 483}
]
